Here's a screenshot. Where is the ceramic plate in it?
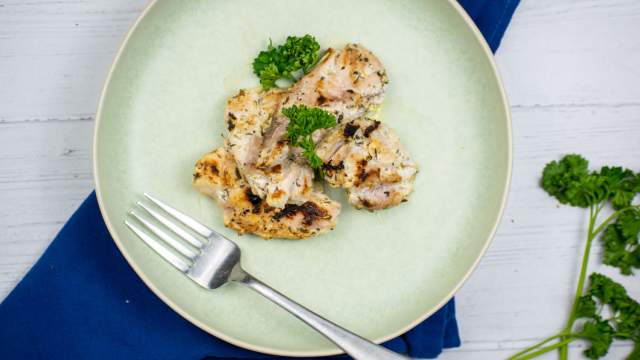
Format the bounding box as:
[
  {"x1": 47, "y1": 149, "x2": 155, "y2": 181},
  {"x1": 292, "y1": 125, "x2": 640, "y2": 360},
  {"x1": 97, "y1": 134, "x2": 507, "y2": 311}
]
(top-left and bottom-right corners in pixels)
[{"x1": 94, "y1": 0, "x2": 511, "y2": 356}]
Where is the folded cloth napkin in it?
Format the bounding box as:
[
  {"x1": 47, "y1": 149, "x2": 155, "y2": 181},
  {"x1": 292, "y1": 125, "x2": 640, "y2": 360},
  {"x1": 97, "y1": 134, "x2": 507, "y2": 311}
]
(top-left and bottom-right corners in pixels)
[{"x1": 0, "y1": 1, "x2": 518, "y2": 359}]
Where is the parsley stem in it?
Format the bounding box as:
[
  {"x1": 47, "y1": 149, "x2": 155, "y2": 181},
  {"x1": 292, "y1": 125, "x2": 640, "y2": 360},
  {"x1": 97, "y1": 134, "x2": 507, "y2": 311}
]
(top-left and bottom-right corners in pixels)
[
  {"x1": 506, "y1": 333, "x2": 570, "y2": 360},
  {"x1": 594, "y1": 202, "x2": 604, "y2": 219},
  {"x1": 513, "y1": 338, "x2": 575, "y2": 360},
  {"x1": 560, "y1": 204, "x2": 598, "y2": 359},
  {"x1": 570, "y1": 205, "x2": 596, "y2": 309}
]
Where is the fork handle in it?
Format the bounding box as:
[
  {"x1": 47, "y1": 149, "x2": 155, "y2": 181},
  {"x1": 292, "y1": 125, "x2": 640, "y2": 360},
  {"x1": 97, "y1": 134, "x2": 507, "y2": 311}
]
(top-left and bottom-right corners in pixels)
[{"x1": 238, "y1": 275, "x2": 409, "y2": 360}]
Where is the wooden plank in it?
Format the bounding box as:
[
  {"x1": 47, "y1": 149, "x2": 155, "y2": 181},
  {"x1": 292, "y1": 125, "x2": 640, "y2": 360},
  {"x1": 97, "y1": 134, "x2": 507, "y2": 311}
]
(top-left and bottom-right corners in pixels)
[
  {"x1": 0, "y1": 0, "x2": 147, "y2": 122},
  {"x1": 0, "y1": 121, "x2": 93, "y2": 297},
  {"x1": 496, "y1": 0, "x2": 640, "y2": 107}
]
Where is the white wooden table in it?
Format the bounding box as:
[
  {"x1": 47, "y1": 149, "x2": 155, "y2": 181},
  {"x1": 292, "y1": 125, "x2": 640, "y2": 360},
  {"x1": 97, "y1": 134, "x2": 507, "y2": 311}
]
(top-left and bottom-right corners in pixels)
[{"x1": 1, "y1": 1, "x2": 638, "y2": 358}]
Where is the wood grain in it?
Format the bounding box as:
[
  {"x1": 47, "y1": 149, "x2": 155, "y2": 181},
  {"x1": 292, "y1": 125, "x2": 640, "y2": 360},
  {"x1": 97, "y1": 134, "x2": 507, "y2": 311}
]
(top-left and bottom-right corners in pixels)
[{"x1": 1, "y1": 0, "x2": 639, "y2": 358}]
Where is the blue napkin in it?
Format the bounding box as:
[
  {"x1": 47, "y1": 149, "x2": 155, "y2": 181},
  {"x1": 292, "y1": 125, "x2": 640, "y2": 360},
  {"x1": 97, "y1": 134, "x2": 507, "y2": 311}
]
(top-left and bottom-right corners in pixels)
[
  {"x1": 0, "y1": 2, "x2": 518, "y2": 359},
  {"x1": 459, "y1": 0, "x2": 520, "y2": 52}
]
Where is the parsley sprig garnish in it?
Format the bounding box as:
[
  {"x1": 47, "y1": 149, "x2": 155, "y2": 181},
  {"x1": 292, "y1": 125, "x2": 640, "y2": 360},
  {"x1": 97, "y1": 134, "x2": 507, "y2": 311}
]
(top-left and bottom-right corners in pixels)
[
  {"x1": 252, "y1": 35, "x2": 321, "y2": 90},
  {"x1": 282, "y1": 105, "x2": 336, "y2": 176},
  {"x1": 510, "y1": 154, "x2": 640, "y2": 360}
]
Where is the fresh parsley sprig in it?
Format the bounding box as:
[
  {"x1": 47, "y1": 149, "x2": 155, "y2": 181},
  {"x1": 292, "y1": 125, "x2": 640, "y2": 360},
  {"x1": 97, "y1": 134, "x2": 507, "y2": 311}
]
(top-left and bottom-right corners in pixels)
[
  {"x1": 510, "y1": 154, "x2": 640, "y2": 360},
  {"x1": 252, "y1": 35, "x2": 321, "y2": 90},
  {"x1": 282, "y1": 105, "x2": 336, "y2": 175}
]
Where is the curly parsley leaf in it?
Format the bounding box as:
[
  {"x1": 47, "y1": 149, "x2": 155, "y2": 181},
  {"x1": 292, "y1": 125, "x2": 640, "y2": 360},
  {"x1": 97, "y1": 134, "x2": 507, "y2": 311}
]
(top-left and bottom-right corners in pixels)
[
  {"x1": 282, "y1": 105, "x2": 336, "y2": 175},
  {"x1": 575, "y1": 273, "x2": 640, "y2": 359},
  {"x1": 600, "y1": 166, "x2": 640, "y2": 210},
  {"x1": 565, "y1": 173, "x2": 609, "y2": 208},
  {"x1": 618, "y1": 208, "x2": 640, "y2": 239},
  {"x1": 283, "y1": 105, "x2": 336, "y2": 142},
  {"x1": 578, "y1": 320, "x2": 615, "y2": 359},
  {"x1": 630, "y1": 343, "x2": 640, "y2": 360},
  {"x1": 278, "y1": 35, "x2": 321, "y2": 74},
  {"x1": 576, "y1": 295, "x2": 598, "y2": 318},
  {"x1": 298, "y1": 137, "x2": 323, "y2": 170},
  {"x1": 255, "y1": 63, "x2": 280, "y2": 90},
  {"x1": 601, "y1": 208, "x2": 640, "y2": 275},
  {"x1": 252, "y1": 35, "x2": 321, "y2": 90},
  {"x1": 541, "y1": 154, "x2": 592, "y2": 207},
  {"x1": 586, "y1": 274, "x2": 640, "y2": 339},
  {"x1": 587, "y1": 273, "x2": 630, "y2": 305},
  {"x1": 617, "y1": 302, "x2": 640, "y2": 341}
]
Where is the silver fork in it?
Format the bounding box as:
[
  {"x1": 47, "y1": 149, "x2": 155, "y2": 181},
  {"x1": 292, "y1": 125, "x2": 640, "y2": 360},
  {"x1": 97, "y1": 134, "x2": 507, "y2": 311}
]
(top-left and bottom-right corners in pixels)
[{"x1": 125, "y1": 193, "x2": 408, "y2": 360}]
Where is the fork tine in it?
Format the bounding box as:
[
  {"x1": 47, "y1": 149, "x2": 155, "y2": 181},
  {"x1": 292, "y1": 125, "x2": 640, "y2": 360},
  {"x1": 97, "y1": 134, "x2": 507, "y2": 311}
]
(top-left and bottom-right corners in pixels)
[
  {"x1": 129, "y1": 211, "x2": 199, "y2": 259},
  {"x1": 125, "y1": 219, "x2": 190, "y2": 272},
  {"x1": 144, "y1": 193, "x2": 213, "y2": 238},
  {"x1": 137, "y1": 201, "x2": 204, "y2": 248}
]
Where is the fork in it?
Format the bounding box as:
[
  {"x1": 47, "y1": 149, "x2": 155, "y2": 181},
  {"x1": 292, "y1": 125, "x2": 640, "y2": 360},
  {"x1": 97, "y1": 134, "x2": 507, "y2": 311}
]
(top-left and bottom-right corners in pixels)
[{"x1": 125, "y1": 193, "x2": 408, "y2": 360}]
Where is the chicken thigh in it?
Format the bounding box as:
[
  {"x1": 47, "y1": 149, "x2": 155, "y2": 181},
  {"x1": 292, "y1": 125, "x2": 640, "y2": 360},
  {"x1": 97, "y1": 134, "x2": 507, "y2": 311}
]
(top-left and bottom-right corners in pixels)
[
  {"x1": 316, "y1": 118, "x2": 418, "y2": 210},
  {"x1": 193, "y1": 144, "x2": 340, "y2": 239}
]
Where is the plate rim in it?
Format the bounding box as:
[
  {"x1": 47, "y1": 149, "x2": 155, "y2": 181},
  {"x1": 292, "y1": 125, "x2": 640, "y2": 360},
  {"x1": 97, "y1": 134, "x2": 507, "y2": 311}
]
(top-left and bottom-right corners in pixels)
[{"x1": 93, "y1": 0, "x2": 513, "y2": 356}]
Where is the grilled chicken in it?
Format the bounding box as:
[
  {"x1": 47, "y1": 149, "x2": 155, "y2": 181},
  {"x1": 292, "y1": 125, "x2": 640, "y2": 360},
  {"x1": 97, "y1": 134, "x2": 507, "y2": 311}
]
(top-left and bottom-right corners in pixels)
[
  {"x1": 225, "y1": 88, "x2": 283, "y2": 170},
  {"x1": 193, "y1": 144, "x2": 340, "y2": 239},
  {"x1": 316, "y1": 118, "x2": 418, "y2": 210},
  {"x1": 260, "y1": 44, "x2": 389, "y2": 157},
  {"x1": 259, "y1": 44, "x2": 389, "y2": 172},
  {"x1": 195, "y1": 42, "x2": 413, "y2": 238},
  {"x1": 288, "y1": 43, "x2": 388, "y2": 121},
  {"x1": 228, "y1": 44, "x2": 389, "y2": 208},
  {"x1": 225, "y1": 88, "x2": 314, "y2": 209}
]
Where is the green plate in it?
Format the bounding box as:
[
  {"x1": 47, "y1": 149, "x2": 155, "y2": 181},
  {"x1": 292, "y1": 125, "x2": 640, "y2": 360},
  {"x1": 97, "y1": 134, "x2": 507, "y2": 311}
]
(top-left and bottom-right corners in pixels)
[{"x1": 94, "y1": 0, "x2": 511, "y2": 356}]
